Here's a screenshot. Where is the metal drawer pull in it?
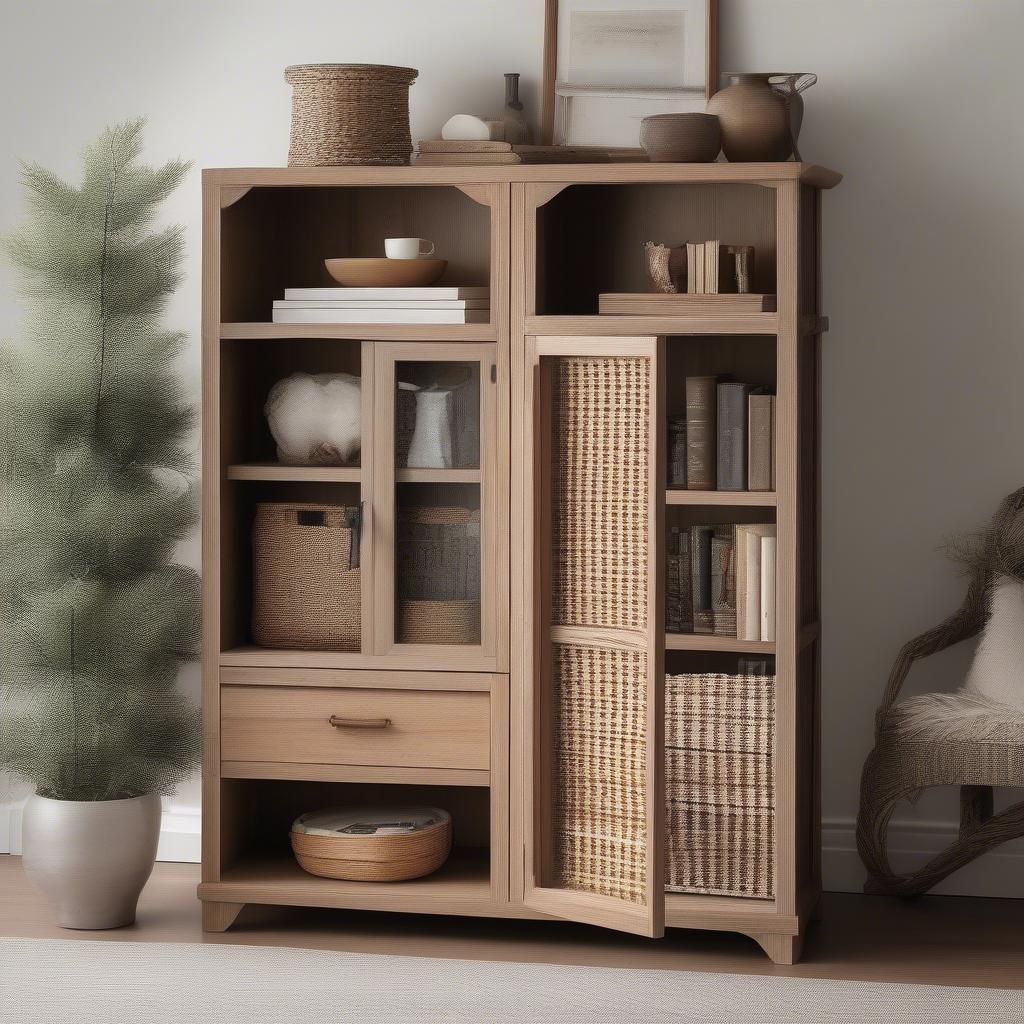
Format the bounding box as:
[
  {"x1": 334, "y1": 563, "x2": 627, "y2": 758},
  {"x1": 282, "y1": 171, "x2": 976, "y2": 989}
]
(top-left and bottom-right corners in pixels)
[{"x1": 328, "y1": 715, "x2": 391, "y2": 729}]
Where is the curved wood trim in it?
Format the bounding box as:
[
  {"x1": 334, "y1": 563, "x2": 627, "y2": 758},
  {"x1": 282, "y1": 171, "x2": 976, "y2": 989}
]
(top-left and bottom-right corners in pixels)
[
  {"x1": 453, "y1": 183, "x2": 495, "y2": 207},
  {"x1": 220, "y1": 185, "x2": 253, "y2": 209},
  {"x1": 201, "y1": 899, "x2": 245, "y2": 932}
]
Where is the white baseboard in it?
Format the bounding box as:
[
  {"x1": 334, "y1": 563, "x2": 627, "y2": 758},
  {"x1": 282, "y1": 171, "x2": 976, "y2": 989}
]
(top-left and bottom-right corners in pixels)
[
  {"x1": 0, "y1": 804, "x2": 201, "y2": 864},
  {"x1": 0, "y1": 807, "x2": 11, "y2": 856},
  {"x1": 822, "y1": 816, "x2": 1024, "y2": 898}
]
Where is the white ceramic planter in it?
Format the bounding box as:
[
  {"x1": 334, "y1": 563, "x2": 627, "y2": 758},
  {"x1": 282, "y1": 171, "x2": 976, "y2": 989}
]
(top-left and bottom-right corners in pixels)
[{"x1": 22, "y1": 792, "x2": 161, "y2": 929}]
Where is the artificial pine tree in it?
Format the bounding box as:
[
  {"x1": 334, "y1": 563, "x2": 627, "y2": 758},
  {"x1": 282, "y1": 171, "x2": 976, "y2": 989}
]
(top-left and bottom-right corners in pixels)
[{"x1": 0, "y1": 120, "x2": 201, "y2": 801}]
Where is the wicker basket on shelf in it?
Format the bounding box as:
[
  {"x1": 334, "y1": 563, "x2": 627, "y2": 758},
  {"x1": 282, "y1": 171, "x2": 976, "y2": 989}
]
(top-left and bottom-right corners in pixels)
[
  {"x1": 284, "y1": 64, "x2": 418, "y2": 167},
  {"x1": 290, "y1": 806, "x2": 452, "y2": 882},
  {"x1": 251, "y1": 502, "x2": 361, "y2": 651},
  {"x1": 396, "y1": 505, "x2": 480, "y2": 645},
  {"x1": 665, "y1": 673, "x2": 776, "y2": 899}
]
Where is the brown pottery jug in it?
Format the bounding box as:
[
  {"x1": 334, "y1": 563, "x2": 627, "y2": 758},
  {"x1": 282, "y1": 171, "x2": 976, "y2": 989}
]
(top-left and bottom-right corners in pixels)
[{"x1": 707, "y1": 73, "x2": 793, "y2": 162}]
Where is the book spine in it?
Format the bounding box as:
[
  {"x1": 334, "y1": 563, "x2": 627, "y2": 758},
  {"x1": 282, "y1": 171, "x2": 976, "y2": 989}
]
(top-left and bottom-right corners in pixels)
[
  {"x1": 760, "y1": 535, "x2": 777, "y2": 642},
  {"x1": 665, "y1": 527, "x2": 681, "y2": 633},
  {"x1": 685, "y1": 243, "x2": 697, "y2": 294},
  {"x1": 691, "y1": 525, "x2": 714, "y2": 634},
  {"x1": 747, "y1": 394, "x2": 774, "y2": 492},
  {"x1": 716, "y1": 383, "x2": 749, "y2": 491},
  {"x1": 685, "y1": 376, "x2": 717, "y2": 490},
  {"x1": 770, "y1": 395, "x2": 777, "y2": 491},
  {"x1": 711, "y1": 525, "x2": 737, "y2": 637},
  {"x1": 736, "y1": 526, "x2": 763, "y2": 641},
  {"x1": 667, "y1": 417, "x2": 687, "y2": 487},
  {"x1": 678, "y1": 529, "x2": 693, "y2": 632}
]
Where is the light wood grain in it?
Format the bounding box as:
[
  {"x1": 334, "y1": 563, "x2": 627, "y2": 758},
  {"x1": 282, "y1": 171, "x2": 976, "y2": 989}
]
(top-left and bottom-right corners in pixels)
[
  {"x1": 203, "y1": 164, "x2": 841, "y2": 188},
  {"x1": 220, "y1": 760, "x2": 490, "y2": 787},
  {"x1": 226, "y1": 463, "x2": 361, "y2": 483},
  {"x1": 220, "y1": 684, "x2": 490, "y2": 770},
  {"x1": 666, "y1": 490, "x2": 777, "y2": 506},
  {"x1": 219, "y1": 666, "x2": 496, "y2": 692},
  {"x1": 203, "y1": 163, "x2": 837, "y2": 961},
  {"x1": 664, "y1": 634, "x2": 776, "y2": 654}
]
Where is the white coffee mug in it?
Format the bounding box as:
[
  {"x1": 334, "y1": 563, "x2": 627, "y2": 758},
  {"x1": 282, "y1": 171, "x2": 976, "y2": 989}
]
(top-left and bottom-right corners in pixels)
[{"x1": 385, "y1": 237, "x2": 436, "y2": 260}]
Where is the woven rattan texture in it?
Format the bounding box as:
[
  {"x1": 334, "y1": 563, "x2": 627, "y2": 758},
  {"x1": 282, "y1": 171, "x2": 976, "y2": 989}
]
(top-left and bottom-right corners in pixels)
[
  {"x1": 396, "y1": 506, "x2": 480, "y2": 645},
  {"x1": 252, "y1": 502, "x2": 360, "y2": 651},
  {"x1": 665, "y1": 674, "x2": 775, "y2": 899},
  {"x1": 550, "y1": 357, "x2": 650, "y2": 630},
  {"x1": 553, "y1": 643, "x2": 648, "y2": 903},
  {"x1": 285, "y1": 64, "x2": 417, "y2": 167}
]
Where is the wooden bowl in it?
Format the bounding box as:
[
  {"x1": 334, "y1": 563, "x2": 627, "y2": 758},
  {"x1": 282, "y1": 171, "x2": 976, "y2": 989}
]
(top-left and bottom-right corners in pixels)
[
  {"x1": 640, "y1": 113, "x2": 721, "y2": 163},
  {"x1": 324, "y1": 258, "x2": 447, "y2": 288},
  {"x1": 290, "y1": 806, "x2": 452, "y2": 882}
]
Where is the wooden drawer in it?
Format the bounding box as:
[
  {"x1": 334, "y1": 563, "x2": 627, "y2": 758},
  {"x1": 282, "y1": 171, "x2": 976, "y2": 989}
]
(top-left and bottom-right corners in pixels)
[{"x1": 221, "y1": 684, "x2": 489, "y2": 771}]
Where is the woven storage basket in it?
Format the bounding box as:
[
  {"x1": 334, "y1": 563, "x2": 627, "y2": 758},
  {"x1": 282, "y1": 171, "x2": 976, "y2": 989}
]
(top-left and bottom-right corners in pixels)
[
  {"x1": 665, "y1": 673, "x2": 775, "y2": 899},
  {"x1": 252, "y1": 502, "x2": 361, "y2": 651},
  {"x1": 284, "y1": 64, "x2": 418, "y2": 167},
  {"x1": 290, "y1": 806, "x2": 451, "y2": 881},
  {"x1": 396, "y1": 505, "x2": 480, "y2": 645}
]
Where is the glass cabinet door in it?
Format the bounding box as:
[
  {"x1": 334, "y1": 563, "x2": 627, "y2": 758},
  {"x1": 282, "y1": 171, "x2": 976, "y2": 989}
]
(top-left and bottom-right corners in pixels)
[{"x1": 373, "y1": 343, "x2": 501, "y2": 668}]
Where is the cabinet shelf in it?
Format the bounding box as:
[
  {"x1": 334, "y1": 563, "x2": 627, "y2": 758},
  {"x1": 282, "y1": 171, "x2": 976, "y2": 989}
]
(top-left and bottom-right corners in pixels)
[
  {"x1": 524, "y1": 314, "x2": 779, "y2": 337},
  {"x1": 221, "y1": 322, "x2": 496, "y2": 342},
  {"x1": 665, "y1": 490, "x2": 777, "y2": 507},
  {"x1": 395, "y1": 467, "x2": 481, "y2": 484},
  {"x1": 202, "y1": 852, "x2": 493, "y2": 915},
  {"x1": 227, "y1": 463, "x2": 361, "y2": 483},
  {"x1": 665, "y1": 634, "x2": 776, "y2": 654}
]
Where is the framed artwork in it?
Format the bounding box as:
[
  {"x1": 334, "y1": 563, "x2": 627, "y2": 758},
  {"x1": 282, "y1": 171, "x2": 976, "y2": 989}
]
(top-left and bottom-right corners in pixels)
[{"x1": 541, "y1": 0, "x2": 719, "y2": 148}]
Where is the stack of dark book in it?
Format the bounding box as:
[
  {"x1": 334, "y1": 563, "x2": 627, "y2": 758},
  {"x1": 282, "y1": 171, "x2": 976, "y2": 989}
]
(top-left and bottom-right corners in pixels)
[
  {"x1": 667, "y1": 522, "x2": 776, "y2": 642},
  {"x1": 668, "y1": 377, "x2": 776, "y2": 492}
]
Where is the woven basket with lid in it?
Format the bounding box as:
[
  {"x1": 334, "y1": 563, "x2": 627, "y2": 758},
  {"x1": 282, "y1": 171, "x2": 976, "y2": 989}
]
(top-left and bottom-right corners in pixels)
[{"x1": 284, "y1": 64, "x2": 418, "y2": 166}]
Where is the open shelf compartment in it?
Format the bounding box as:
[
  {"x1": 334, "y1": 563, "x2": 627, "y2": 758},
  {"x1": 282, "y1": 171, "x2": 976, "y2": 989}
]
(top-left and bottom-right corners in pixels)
[
  {"x1": 220, "y1": 185, "x2": 496, "y2": 331},
  {"x1": 533, "y1": 183, "x2": 776, "y2": 318}
]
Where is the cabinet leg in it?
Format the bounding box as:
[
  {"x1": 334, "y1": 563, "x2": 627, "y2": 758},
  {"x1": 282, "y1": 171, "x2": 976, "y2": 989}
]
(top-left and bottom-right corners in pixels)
[
  {"x1": 202, "y1": 901, "x2": 245, "y2": 933},
  {"x1": 749, "y1": 931, "x2": 804, "y2": 965}
]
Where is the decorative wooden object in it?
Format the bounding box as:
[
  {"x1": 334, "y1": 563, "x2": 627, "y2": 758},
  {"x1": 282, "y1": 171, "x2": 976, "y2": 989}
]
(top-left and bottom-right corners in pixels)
[{"x1": 200, "y1": 161, "x2": 839, "y2": 966}]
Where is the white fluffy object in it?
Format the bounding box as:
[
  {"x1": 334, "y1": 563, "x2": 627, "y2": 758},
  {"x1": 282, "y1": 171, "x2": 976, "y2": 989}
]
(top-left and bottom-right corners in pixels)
[
  {"x1": 965, "y1": 575, "x2": 1024, "y2": 710},
  {"x1": 264, "y1": 372, "x2": 361, "y2": 466}
]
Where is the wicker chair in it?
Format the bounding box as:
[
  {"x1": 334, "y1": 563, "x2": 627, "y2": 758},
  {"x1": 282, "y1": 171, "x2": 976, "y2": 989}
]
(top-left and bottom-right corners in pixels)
[{"x1": 857, "y1": 487, "x2": 1024, "y2": 896}]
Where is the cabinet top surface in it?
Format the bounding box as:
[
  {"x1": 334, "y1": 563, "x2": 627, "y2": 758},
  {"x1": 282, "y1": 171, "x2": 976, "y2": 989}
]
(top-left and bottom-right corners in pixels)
[{"x1": 203, "y1": 163, "x2": 842, "y2": 190}]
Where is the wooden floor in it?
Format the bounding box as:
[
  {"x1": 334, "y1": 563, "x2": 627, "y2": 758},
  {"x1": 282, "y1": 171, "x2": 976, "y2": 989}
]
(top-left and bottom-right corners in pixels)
[{"x1": 1, "y1": 856, "x2": 1022, "y2": 989}]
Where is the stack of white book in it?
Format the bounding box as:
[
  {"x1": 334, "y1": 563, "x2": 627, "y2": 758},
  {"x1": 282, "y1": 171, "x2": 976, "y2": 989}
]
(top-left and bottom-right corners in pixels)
[{"x1": 272, "y1": 287, "x2": 490, "y2": 324}]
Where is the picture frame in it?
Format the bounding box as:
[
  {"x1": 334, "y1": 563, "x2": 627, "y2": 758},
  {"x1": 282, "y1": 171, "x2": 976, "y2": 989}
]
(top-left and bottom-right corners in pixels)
[{"x1": 540, "y1": 0, "x2": 719, "y2": 148}]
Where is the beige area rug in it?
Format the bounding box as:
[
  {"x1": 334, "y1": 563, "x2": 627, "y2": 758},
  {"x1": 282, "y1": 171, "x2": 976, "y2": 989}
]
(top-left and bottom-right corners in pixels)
[{"x1": 1, "y1": 937, "x2": 1020, "y2": 1023}]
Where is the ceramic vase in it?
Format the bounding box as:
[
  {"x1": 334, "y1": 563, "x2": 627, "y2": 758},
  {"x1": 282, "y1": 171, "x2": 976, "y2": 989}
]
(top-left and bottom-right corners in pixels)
[
  {"x1": 22, "y1": 792, "x2": 161, "y2": 929},
  {"x1": 707, "y1": 73, "x2": 793, "y2": 162},
  {"x1": 502, "y1": 73, "x2": 531, "y2": 146},
  {"x1": 407, "y1": 389, "x2": 454, "y2": 468}
]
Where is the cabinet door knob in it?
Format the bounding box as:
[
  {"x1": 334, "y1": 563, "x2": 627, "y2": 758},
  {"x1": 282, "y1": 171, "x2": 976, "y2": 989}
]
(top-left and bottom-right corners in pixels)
[{"x1": 328, "y1": 715, "x2": 391, "y2": 729}]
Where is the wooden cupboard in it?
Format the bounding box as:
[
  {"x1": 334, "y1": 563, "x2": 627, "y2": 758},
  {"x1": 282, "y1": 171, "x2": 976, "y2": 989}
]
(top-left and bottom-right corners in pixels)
[{"x1": 199, "y1": 162, "x2": 840, "y2": 964}]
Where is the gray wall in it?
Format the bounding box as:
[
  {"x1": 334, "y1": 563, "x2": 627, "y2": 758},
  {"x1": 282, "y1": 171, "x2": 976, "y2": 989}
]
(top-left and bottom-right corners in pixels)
[{"x1": 1, "y1": 0, "x2": 1021, "y2": 893}]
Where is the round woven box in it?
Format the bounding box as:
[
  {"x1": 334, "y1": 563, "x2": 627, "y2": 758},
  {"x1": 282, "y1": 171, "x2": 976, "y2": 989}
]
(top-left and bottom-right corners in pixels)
[
  {"x1": 284, "y1": 64, "x2": 418, "y2": 167},
  {"x1": 290, "y1": 806, "x2": 452, "y2": 881}
]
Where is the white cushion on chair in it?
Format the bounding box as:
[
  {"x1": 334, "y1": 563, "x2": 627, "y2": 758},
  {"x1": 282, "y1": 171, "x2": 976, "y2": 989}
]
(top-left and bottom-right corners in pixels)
[{"x1": 965, "y1": 575, "x2": 1024, "y2": 711}]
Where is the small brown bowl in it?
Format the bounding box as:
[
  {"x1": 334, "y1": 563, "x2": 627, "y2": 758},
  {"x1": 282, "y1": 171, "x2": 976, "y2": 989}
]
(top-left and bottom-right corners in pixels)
[
  {"x1": 640, "y1": 113, "x2": 721, "y2": 163},
  {"x1": 325, "y1": 258, "x2": 447, "y2": 288}
]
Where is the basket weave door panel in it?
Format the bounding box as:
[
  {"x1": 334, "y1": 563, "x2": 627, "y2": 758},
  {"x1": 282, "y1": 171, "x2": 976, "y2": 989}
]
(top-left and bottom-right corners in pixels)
[
  {"x1": 547, "y1": 353, "x2": 653, "y2": 904},
  {"x1": 553, "y1": 643, "x2": 648, "y2": 902},
  {"x1": 550, "y1": 357, "x2": 650, "y2": 630}
]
